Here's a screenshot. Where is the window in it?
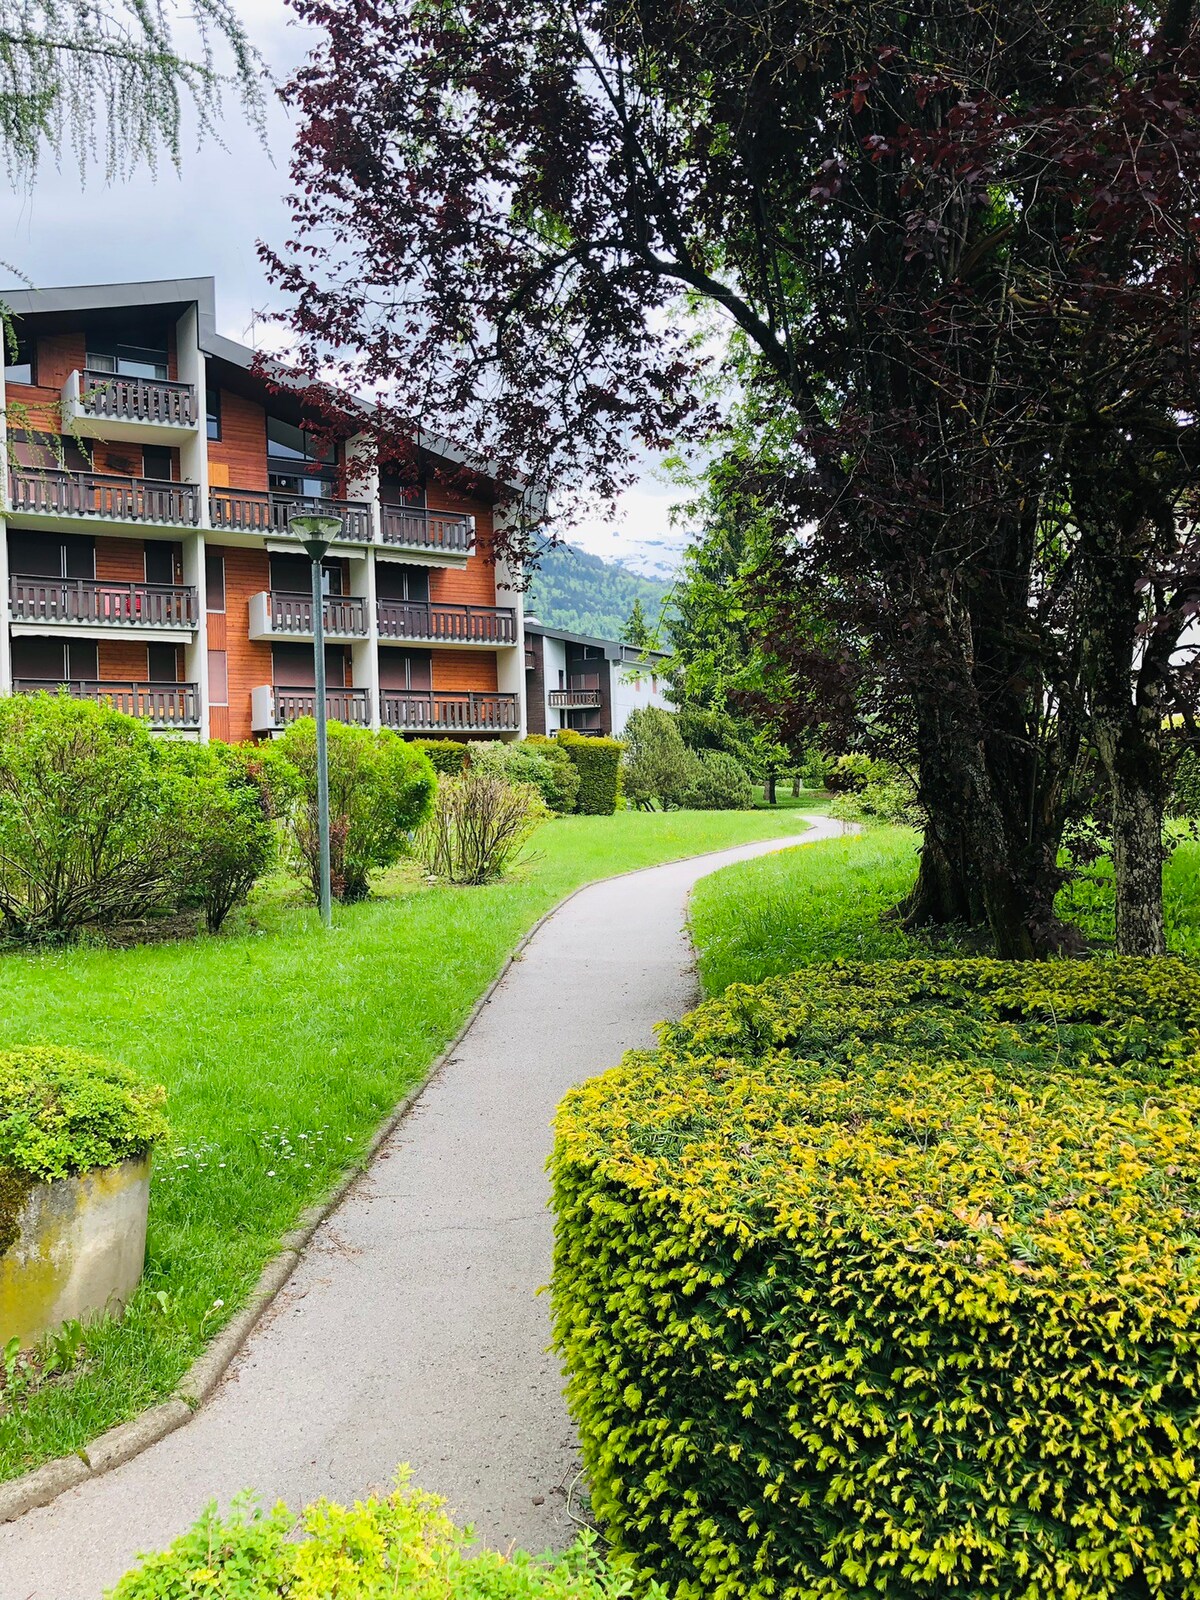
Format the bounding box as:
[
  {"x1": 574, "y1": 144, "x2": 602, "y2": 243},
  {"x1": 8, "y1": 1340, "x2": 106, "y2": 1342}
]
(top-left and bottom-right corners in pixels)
[
  {"x1": 142, "y1": 446, "x2": 174, "y2": 483},
  {"x1": 205, "y1": 372, "x2": 221, "y2": 441},
  {"x1": 267, "y1": 415, "x2": 337, "y2": 498},
  {"x1": 86, "y1": 331, "x2": 169, "y2": 380},
  {"x1": 375, "y1": 562, "x2": 428, "y2": 603},
  {"x1": 11, "y1": 638, "x2": 97, "y2": 682},
  {"x1": 147, "y1": 644, "x2": 180, "y2": 683},
  {"x1": 7, "y1": 530, "x2": 94, "y2": 579},
  {"x1": 144, "y1": 542, "x2": 180, "y2": 585},
  {"x1": 205, "y1": 551, "x2": 225, "y2": 612},
  {"x1": 269, "y1": 552, "x2": 343, "y2": 596},
  {"x1": 207, "y1": 650, "x2": 228, "y2": 705},
  {"x1": 3, "y1": 334, "x2": 33, "y2": 386}
]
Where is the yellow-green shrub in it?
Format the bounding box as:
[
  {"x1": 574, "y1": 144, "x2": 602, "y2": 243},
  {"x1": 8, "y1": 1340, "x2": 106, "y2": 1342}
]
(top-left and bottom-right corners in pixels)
[
  {"x1": 107, "y1": 1472, "x2": 664, "y2": 1598},
  {"x1": 556, "y1": 731, "x2": 623, "y2": 815},
  {"x1": 551, "y1": 958, "x2": 1200, "y2": 1599}
]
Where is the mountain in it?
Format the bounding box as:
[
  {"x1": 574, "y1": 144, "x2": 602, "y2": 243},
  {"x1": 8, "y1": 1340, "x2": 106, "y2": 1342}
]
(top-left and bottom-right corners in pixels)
[{"x1": 527, "y1": 542, "x2": 676, "y2": 643}]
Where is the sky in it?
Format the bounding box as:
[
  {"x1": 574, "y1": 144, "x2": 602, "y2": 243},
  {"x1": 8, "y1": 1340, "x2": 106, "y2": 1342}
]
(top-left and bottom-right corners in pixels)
[{"x1": 2, "y1": 0, "x2": 690, "y2": 578}]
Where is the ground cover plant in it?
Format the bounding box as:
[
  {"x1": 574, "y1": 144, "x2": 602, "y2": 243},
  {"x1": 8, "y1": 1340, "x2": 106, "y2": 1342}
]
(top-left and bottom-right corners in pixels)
[
  {"x1": 108, "y1": 1471, "x2": 660, "y2": 1599},
  {"x1": 552, "y1": 958, "x2": 1200, "y2": 1599},
  {"x1": 0, "y1": 803, "x2": 823, "y2": 1480}
]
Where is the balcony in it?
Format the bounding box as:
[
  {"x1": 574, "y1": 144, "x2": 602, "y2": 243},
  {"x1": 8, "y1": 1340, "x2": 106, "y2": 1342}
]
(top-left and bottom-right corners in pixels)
[
  {"x1": 61, "y1": 370, "x2": 199, "y2": 444},
  {"x1": 549, "y1": 688, "x2": 602, "y2": 709},
  {"x1": 380, "y1": 690, "x2": 519, "y2": 733},
  {"x1": 252, "y1": 684, "x2": 372, "y2": 733},
  {"x1": 209, "y1": 488, "x2": 372, "y2": 545},
  {"x1": 380, "y1": 505, "x2": 474, "y2": 562},
  {"x1": 13, "y1": 678, "x2": 201, "y2": 732},
  {"x1": 10, "y1": 576, "x2": 198, "y2": 637},
  {"x1": 376, "y1": 601, "x2": 517, "y2": 646},
  {"x1": 7, "y1": 469, "x2": 200, "y2": 530},
  {"x1": 248, "y1": 590, "x2": 370, "y2": 642}
]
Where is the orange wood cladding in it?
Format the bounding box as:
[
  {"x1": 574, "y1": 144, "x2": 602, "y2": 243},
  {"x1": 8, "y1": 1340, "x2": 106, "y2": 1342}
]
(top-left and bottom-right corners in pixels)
[
  {"x1": 209, "y1": 543, "x2": 272, "y2": 742},
  {"x1": 207, "y1": 388, "x2": 268, "y2": 491},
  {"x1": 35, "y1": 333, "x2": 86, "y2": 390},
  {"x1": 4, "y1": 379, "x2": 63, "y2": 436},
  {"x1": 94, "y1": 538, "x2": 146, "y2": 583},
  {"x1": 97, "y1": 640, "x2": 152, "y2": 680},
  {"x1": 432, "y1": 649, "x2": 499, "y2": 694},
  {"x1": 209, "y1": 705, "x2": 231, "y2": 742},
  {"x1": 427, "y1": 488, "x2": 501, "y2": 607}
]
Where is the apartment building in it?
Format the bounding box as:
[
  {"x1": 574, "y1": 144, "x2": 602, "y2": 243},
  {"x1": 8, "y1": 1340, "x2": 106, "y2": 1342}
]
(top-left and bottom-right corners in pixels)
[
  {"x1": 0, "y1": 278, "x2": 527, "y2": 743},
  {"x1": 524, "y1": 619, "x2": 671, "y2": 738}
]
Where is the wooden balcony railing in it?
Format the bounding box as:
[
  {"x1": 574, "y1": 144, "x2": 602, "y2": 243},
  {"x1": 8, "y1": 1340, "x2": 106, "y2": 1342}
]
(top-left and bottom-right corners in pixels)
[
  {"x1": 10, "y1": 576, "x2": 198, "y2": 630},
  {"x1": 8, "y1": 469, "x2": 200, "y2": 526},
  {"x1": 380, "y1": 690, "x2": 519, "y2": 732},
  {"x1": 209, "y1": 488, "x2": 371, "y2": 543},
  {"x1": 13, "y1": 678, "x2": 200, "y2": 728},
  {"x1": 381, "y1": 505, "x2": 474, "y2": 555},
  {"x1": 269, "y1": 686, "x2": 372, "y2": 727},
  {"x1": 549, "y1": 688, "x2": 602, "y2": 709},
  {"x1": 268, "y1": 591, "x2": 369, "y2": 637},
  {"x1": 376, "y1": 601, "x2": 517, "y2": 645},
  {"x1": 77, "y1": 369, "x2": 197, "y2": 428}
]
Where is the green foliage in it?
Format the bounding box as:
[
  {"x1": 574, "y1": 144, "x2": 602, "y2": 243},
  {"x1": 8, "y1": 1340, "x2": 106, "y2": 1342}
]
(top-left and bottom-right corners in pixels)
[
  {"x1": 620, "y1": 707, "x2": 699, "y2": 810},
  {"x1": 620, "y1": 597, "x2": 657, "y2": 649},
  {"x1": 824, "y1": 753, "x2": 876, "y2": 793},
  {"x1": 1171, "y1": 749, "x2": 1200, "y2": 819},
  {"x1": 412, "y1": 770, "x2": 548, "y2": 884},
  {"x1": 107, "y1": 1473, "x2": 660, "y2": 1599},
  {"x1": 0, "y1": 691, "x2": 192, "y2": 939},
  {"x1": 275, "y1": 720, "x2": 436, "y2": 902},
  {"x1": 0, "y1": 1046, "x2": 167, "y2": 1184},
  {"x1": 683, "y1": 748, "x2": 753, "y2": 810},
  {"x1": 528, "y1": 542, "x2": 672, "y2": 640},
  {"x1": 552, "y1": 957, "x2": 1200, "y2": 1599},
  {"x1": 829, "y1": 759, "x2": 921, "y2": 825},
  {"x1": 472, "y1": 740, "x2": 581, "y2": 815},
  {"x1": 168, "y1": 744, "x2": 279, "y2": 933},
  {"x1": 556, "y1": 731, "x2": 624, "y2": 815},
  {"x1": 412, "y1": 739, "x2": 471, "y2": 777},
  {"x1": 799, "y1": 748, "x2": 834, "y2": 788}
]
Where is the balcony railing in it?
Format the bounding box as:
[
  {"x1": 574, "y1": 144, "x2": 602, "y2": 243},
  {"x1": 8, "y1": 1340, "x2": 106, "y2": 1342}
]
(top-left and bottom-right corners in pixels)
[
  {"x1": 267, "y1": 591, "x2": 369, "y2": 637},
  {"x1": 76, "y1": 370, "x2": 197, "y2": 428},
  {"x1": 381, "y1": 505, "x2": 474, "y2": 555},
  {"x1": 266, "y1": 686, "x2": 372, "y2": 727},
  {"x1": 13, "y1": 678, "x2": 200, "y2": 729},
  {"x1": 377, "y1": 601, "x2": 517, "y2": 645},
  {"x1": 209, "y1": 488, "x2": 371, "y2": 543},
  {"x1": 10, "y1": 576, "x2": 198, "y2": 630},
  {"x1": 8, "y1": 469, "x2": 200, "y2": 526},
  {"x1": 549, "y1": 688, "x2": 602, "y2": 709},
  {"x1": 380, "y1": 690, "x2": 519, "y2": 732}
]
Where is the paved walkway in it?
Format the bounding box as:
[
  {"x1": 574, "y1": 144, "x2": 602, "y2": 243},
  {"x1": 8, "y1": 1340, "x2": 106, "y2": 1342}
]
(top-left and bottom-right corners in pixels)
[{"x1": 1, "y1": 816, "x2": 848, "y2": 1600}]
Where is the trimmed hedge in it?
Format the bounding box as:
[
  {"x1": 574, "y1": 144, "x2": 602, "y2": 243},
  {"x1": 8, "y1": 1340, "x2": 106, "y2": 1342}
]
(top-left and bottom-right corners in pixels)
[
  {"x1": 556, "y1": 730, "x2": 624, "y2": 815},
  {"x1": 108, "y1": 1473, "x2": 665, "y2": 1598},
  {"x1": 413, "y1": 738, "x2": 471, "y2": 777},
  {"x1": 551, "y1": 958, "x2": 1200, "y2": 1599}
]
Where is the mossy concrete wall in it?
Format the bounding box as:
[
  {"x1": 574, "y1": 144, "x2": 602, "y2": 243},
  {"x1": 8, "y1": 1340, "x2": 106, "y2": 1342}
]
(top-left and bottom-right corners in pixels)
[{"x1": 0, "y1": 1155, "x2": 150, "y2": 1347}]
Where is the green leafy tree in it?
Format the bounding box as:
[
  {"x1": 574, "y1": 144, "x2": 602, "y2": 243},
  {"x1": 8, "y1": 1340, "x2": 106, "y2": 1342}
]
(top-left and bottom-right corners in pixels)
[
  {"x1": 620, "y1": 598, "x2": 655, "y2": 650},
  {"x1": 276, "y1": 721, "x2": 436, "y2": 903}
]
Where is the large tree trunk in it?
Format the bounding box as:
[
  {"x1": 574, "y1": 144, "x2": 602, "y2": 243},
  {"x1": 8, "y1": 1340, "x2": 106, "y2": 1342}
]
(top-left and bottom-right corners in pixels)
[{"x1": 1111, "y1": 758, "x2": 1166, "y2": 956}]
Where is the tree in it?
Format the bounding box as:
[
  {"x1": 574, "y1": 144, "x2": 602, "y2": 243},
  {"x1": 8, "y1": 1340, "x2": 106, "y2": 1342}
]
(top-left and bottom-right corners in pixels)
[
  {"x1": 0, "y1": 0, "x2": 264, "y2": 185},
  {"x1": 266, "y1": 0, "x2": 1200, "y2": 955},
  {"x1": 621, "y1": 707, "x2": 699, "y2": 810},
  {"x1": 620, "y1": 598, "x2": 654, "y2": 650}
]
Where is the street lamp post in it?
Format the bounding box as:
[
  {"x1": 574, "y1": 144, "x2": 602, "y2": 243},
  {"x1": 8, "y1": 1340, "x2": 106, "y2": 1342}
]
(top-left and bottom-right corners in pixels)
[{"x1": 291, "y1": 514, "x2": 344, "y2": 929}]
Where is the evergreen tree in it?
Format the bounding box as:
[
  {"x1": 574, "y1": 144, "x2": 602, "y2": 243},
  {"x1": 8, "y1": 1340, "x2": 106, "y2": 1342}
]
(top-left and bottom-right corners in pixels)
[{"x1": 620, "y1": 598, "x2": 654, "y2": 649}]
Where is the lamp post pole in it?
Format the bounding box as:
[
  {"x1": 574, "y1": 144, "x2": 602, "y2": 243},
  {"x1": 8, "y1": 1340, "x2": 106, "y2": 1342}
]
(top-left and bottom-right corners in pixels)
[{"x1": 292, "y1": 515, "x2": 343, "y2": 930}]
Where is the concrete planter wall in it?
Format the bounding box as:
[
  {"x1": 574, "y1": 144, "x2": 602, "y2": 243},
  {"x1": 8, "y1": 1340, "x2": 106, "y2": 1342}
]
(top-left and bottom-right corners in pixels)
[{"x1": 0, "y1": 1155, "x2": 151, "y2": 1348}]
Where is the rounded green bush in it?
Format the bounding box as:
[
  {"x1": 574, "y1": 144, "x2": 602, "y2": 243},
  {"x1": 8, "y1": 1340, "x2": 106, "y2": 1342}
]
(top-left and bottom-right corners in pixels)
[
  {"x1": 552, "y1": 958, "x2": 1200, "y2": 1599},
  {"x1": 0, "y1": 1045, "x2": 168, "y2": 1183},
  {"x1": 557, "y1": 731, "x2": 624, "y2": 815}
]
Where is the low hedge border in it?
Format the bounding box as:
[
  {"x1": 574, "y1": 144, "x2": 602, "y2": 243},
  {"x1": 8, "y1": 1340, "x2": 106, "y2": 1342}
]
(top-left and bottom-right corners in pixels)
[{"x1": 551, "y1": 957, "x2": 1200, "y2": 1599}]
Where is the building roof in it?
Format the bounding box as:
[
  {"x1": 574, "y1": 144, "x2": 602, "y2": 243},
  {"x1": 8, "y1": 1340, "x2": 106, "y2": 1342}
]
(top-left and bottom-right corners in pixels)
[{"x1": 524, "y1": 617, "x2": 671, "y2": 666}]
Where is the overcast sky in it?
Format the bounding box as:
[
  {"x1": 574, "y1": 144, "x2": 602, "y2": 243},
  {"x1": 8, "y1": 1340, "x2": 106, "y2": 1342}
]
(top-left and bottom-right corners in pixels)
[{"x1": 2, "y1": 0, "x2": 688, "y2": 575}]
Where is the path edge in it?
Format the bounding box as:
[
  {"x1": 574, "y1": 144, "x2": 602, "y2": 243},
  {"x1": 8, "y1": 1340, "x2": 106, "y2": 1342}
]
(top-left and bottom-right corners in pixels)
[{"x1": 0, "y1": 819, "x2": 832, "y2": 1526}]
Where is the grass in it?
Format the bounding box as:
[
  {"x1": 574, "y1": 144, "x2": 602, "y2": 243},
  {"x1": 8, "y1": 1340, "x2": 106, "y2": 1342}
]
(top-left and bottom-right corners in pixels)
[
  {"x1": 0, "y1": 804, "x2": 826, "y2": 1481},
  {"x1": 690, "y1": 820, "x2": 1200, "y2": 999}
]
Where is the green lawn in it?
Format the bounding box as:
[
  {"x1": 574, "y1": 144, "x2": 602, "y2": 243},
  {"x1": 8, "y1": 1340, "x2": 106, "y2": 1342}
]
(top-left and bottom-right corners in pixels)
[
  {"x1": 0, "y1": 805, "x2": 823, "y2": 1481},
  {"x1": 690, "y1": 822, "x2": 1200, "y2": 998}
]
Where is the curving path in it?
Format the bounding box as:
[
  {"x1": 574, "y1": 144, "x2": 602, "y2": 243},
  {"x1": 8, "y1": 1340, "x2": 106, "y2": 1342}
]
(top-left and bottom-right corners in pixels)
[{"x1": 1, "y1": 816, "x2": 849, "y2": 1600}]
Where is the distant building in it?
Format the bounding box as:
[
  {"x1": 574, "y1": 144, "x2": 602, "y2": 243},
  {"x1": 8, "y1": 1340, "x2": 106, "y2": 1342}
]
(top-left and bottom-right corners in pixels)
[{"x1": 524, "y1": 618, "x2": 671, "y2": 738}]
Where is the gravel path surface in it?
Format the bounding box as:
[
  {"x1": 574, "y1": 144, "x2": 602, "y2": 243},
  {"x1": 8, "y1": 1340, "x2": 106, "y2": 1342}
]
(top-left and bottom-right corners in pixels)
[{"x1": 1, "y1": 816, "x2": 848, "y2": 1599}]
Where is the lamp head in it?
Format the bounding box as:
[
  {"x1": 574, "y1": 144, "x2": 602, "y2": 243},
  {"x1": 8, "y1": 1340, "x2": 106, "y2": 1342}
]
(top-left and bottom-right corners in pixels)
[{"x1": 290, "y1": 513, "x2": 343, "y2": 561}]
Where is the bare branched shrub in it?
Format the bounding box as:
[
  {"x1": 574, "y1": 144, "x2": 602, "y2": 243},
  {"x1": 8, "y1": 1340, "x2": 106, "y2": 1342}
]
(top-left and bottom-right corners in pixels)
[{"x1": 413, "y1": 771, "x2": 547, "y2": 885}]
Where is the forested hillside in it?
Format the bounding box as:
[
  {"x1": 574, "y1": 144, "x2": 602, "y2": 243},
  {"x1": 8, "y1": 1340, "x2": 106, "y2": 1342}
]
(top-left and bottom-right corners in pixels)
[{"x1": 527, "y1": 542, "x2": 675, "y2": 640}]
